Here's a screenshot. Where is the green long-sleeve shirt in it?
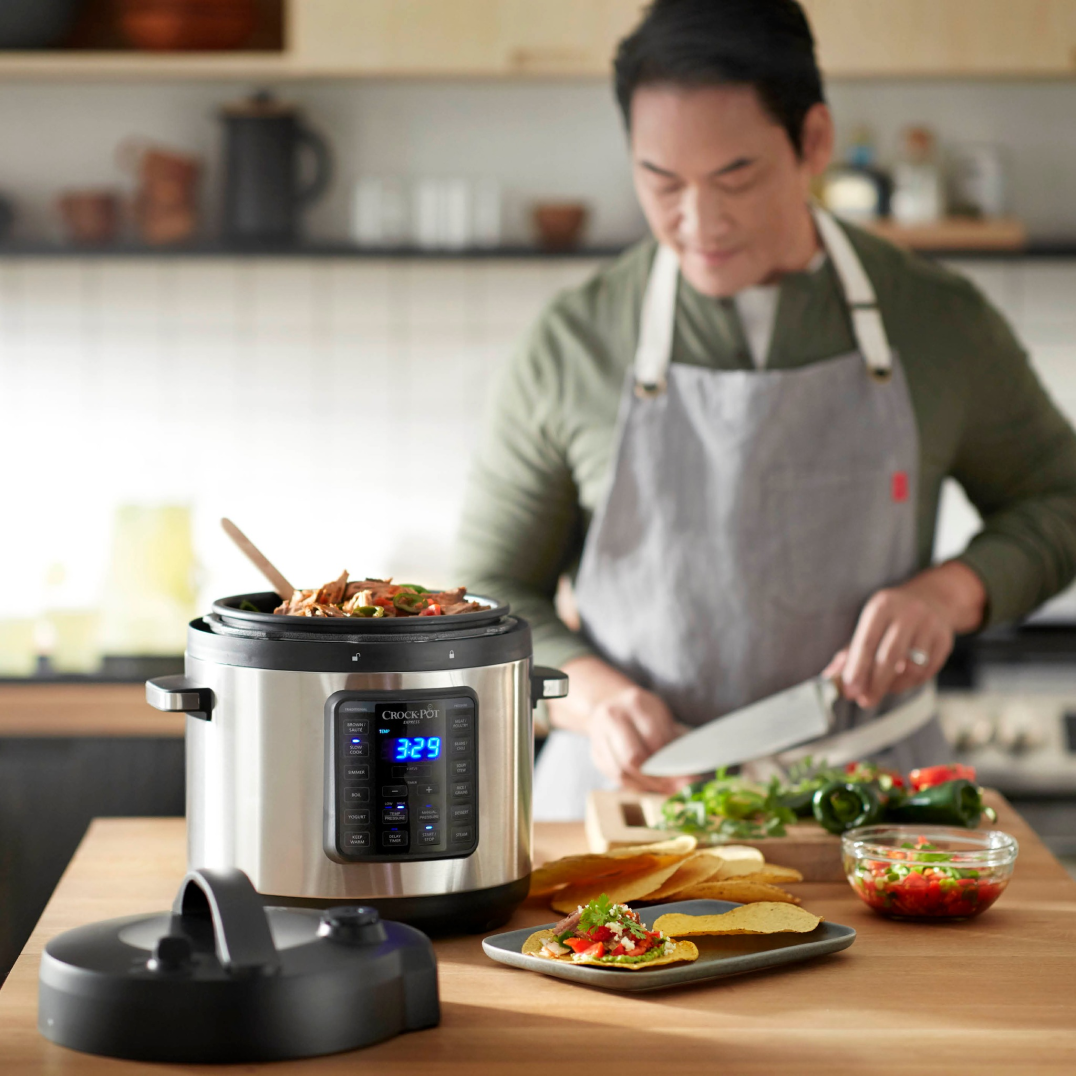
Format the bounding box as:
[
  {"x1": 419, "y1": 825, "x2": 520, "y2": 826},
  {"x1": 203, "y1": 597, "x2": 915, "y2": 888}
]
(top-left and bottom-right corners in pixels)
[{"x1": 454, "y1": 223, "x2": 1076, "y2": 670}]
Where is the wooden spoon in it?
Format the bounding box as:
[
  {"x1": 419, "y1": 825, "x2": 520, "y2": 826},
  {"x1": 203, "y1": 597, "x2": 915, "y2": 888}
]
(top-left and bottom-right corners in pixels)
[{"x1": 220, "y1": 518, "x2": 296, "y2": 600}]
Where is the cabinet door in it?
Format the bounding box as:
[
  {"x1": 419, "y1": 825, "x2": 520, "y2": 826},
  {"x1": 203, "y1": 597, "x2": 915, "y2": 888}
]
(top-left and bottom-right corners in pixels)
[
  {"x1": 291, "y1": 0, "x2": 645, "y2": 76},
  {"x1": 802, "y1": 0, "x2": 1076, "y2": 76}
]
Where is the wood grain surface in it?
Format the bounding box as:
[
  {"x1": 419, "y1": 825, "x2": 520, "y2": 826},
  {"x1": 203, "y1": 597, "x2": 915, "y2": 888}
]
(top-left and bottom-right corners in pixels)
[
  {"x1": 1, "y1": 802, "x2": 1074, "y2": 1075},
  {"x1": 0, "y1": 684, "x2": 183, "y2": 737}
]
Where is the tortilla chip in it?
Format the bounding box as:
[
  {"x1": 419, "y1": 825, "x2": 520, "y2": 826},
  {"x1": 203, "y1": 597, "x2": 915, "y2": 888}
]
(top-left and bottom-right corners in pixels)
[
  {"x1": 711, "y1": 862, "x2": 803, "y2": 885},
  {"x1": 674, "y1": 880, "x2": 801, "y2": 905},
  {"x1": 520, "y1": 929, "x2": 699, "y2": 970},
  {"x1": 550, "y1": 859, "x2": 687, "y2": 914},
  {"x1": 653, "y1": 903, "x2": 823, "y2": 937},
  {"x1": 697, "y1": 845, "x2": 765, "y2": 865},
  {"x1": 640, "y1": 853, "x2": 725, "y2": 902},
  {"x1": 529, "y1": 836, "x2": 696, "y2": 898}
]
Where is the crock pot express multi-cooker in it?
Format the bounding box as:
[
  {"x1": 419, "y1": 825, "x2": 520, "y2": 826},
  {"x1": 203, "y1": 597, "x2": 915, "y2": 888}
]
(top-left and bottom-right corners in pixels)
[{"x1": 146, "y1": 592, "x2": 567, "y2": 933}]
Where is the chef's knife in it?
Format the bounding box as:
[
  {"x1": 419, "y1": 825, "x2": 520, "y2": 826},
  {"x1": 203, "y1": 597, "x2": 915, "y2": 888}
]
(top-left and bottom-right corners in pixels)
[{"x1": 640, "y1": 676, "x2": 840, "y2": 777}]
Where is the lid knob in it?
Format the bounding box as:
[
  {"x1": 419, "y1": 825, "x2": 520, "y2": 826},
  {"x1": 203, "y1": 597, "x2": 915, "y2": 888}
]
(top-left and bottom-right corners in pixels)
[
  {"x1": 318, "y1": 906, "x2": 387, "y2": 946},
  {"x1": 147, "y1": 934, "x2": 194, "y2": 973}
]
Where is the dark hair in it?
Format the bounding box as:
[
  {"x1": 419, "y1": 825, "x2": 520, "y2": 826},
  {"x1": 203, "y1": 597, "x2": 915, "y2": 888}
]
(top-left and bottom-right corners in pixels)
[{"x1": 614, "y1": 0, "x2": 825, "y2": 155}]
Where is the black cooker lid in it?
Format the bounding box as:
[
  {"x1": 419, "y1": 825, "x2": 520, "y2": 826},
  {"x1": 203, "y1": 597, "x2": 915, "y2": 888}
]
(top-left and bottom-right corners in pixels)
[
  {"x1": 38, "y1": 868, "x2": 440, "y2": 1063},
  {"x1": 213, "y1": 591, "x2": 510, "y2": 635}
]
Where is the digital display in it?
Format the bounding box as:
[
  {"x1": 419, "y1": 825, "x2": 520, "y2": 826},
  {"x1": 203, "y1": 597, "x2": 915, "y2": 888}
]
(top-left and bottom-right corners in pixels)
[{"x1": 390, "y1": 736, "x2": 442, "y2": 761}]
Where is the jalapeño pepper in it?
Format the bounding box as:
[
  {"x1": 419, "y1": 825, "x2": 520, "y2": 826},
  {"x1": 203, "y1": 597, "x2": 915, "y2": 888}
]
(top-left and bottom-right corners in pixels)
[
  {"x1": 885, "y1": 778, "x2": 990, "y2": 828},
  {"x1": 812, "y1": 781, "x2": 885, "y2": 834}
]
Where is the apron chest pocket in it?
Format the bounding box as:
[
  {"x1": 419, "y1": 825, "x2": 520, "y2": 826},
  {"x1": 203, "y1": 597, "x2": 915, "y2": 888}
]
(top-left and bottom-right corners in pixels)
[{"x1": 764, "y1": 469, "x2": 911, "y2": 620}]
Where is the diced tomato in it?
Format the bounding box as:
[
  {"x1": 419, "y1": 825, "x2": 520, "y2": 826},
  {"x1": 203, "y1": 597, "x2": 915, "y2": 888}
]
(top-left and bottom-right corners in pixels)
[
  {"x1": 908, "y1": 764, "x2": 976, "y2": 791},
  {"x1": 582, "y1": 942, "x2": 604, "y2": 959},
  {"x1": 609, "y1": 943, "x2": 627, "y2": 956},
  {"x1": 580, "y1": 925, "x2": 613, "y2": 943},
  {"x1": 418, "y1": 603, "x2": 443, "y2": 616},
  {"x1": 563, "y1": 937, "x2": 593, "y2": 954}
]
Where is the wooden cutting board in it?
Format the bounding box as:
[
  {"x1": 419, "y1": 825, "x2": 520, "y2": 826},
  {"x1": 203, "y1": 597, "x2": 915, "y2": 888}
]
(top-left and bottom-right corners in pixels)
[{"x1": 585, "y1": 789, "x2": 846, "y2": 882}]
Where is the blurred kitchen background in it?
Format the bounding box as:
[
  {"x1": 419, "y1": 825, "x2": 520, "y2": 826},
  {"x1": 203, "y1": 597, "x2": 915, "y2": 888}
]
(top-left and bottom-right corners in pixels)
[{"x1": 4, "y1": 0, "x2": 1076, "y2": 972}]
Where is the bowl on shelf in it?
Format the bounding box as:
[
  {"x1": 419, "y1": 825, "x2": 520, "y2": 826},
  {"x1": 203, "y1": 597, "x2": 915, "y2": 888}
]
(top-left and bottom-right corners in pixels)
[
  {"x1": 118, "y1": 0, "x2": 258, "y2": 51},
  {"x1": 0, "y1": 0, "x2": 80, "y2": 49},
  {"x1": 841, "y1": 825, "x2": 1018, "y2": 921},
  {"x1": 532, "y1": 201, "x2": 588, "y2": 251}
]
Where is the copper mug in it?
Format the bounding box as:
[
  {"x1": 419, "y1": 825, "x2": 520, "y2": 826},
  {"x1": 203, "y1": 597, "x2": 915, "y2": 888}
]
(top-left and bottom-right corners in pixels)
[
  {"x1": 118, "y1": 139, "x2": 202, "y2": 245},
  {"x1": 57, "y1": 190, "x2": 120, "y2": 246}
]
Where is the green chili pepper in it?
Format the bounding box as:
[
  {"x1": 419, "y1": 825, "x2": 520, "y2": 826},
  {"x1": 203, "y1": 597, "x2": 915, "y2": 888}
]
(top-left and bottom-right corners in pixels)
[
  {"x1": 812, "y1": 780, "x2": 884, "y2": 834},
  {"x1": 350, "y1": 605, "x2": 385, "y2": 618},
  {"x1": 885, "y1": 778, "x2": 985, "y2": 828},
  {"x1": 393, "y1": 589, "x2": 427, "y2": 613}
]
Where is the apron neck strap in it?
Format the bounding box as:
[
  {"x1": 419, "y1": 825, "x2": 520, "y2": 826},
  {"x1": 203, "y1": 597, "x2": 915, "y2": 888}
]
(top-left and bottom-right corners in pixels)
[
  {"x1": 633, "y1": 208, "x2": 894, "y2": 393},
  {"x1": 810, "y1": 205, "x2": 893, "y2": 382}
]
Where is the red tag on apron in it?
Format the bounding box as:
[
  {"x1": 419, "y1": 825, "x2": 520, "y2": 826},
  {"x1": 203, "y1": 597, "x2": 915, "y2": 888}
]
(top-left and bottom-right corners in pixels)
[{"x1": 892, "y1": 471, "x2": 909, "y2": 503}]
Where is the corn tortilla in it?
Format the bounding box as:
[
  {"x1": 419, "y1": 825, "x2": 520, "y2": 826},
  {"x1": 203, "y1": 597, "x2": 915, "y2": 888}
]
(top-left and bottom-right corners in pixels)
[
  {"x1": 641, "y1": 853, "x2": 725, "y2": 902},
  {"x1": 675, "y1": 880, "x2": 801, "y2": 905},
  {"x1": 528, "y1": 836, "x2": 696, "y2": 898},
  {"x1": 521, "y1": 929, "x2": 699, "y2": 970},
  {"x1": 550, "y1": 858, "x2": 687, "y2": 913},
  {"x1": 653, "y1": 903, "x2": 823, "y2": 937}
]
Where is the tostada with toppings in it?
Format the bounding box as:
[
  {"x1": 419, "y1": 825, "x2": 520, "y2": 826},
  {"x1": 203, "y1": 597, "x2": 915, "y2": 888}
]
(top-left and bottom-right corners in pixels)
[{"x1": 522, "y1": 894, "x2": 698, "y2": 970}]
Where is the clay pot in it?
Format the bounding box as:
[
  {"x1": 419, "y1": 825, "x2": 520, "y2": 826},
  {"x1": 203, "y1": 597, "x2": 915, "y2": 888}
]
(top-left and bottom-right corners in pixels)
[
  {"x1": 118, "y1": 0, "x2": 258, "y2": 51},
  {"x1": 58, "y1": 191, "x2": 121, "y2": 246},
  {"x1": 119, "y1": 141, "x2": 202, "y2": 245},
  {"x1": 532, "y1": 202, "x2": 589, "y2": 251}
]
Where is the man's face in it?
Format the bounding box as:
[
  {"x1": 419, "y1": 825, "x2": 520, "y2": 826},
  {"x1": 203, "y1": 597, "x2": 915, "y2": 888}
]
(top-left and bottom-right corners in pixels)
[{"x1": 630, "y1": 83, "x2": 832, "y2": 297}]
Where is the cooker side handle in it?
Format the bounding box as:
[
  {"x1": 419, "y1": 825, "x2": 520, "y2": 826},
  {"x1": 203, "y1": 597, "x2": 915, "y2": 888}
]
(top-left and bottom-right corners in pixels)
[
  {"x1": 146, "y1": 675, "x2": 215, "y2": 722},
  {"x1": 530, "y1": 665, "x2": 569, "y2": 707}
]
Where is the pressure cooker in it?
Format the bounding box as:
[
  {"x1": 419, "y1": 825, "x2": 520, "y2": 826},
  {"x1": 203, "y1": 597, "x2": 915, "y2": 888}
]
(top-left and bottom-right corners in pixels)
[{"x1": 146, "y1": 592, "x2": 567, "y2": 933}]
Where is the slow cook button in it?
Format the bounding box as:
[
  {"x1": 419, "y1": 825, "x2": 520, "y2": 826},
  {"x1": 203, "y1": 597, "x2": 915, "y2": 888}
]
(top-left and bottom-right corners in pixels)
[
  {"x1": 450, "y1": 737, "x2": 472, "y2": 757},
  {"x1": 346, "y1": 740, "x2": 369, "y2": 757},
  {"x1": 450, "y1": 804, "x2": 472, "y2": 822},
  {"x1": 450, "y1": 713, "x2": 473, "y2": 733},
  {"x1": 342, "y1": 786, "x2": 370, "y2": 804},
  {"x1": 342, "y1": 830, "x2": 371, "y2": 851},
  {"x1": 449, "y1": 825, "x2": 474, "y2": 846},
  {"x1": 450, "y1": 781, "x2": 471, "y2": 801},
  {"x1": 382, "y1": 830, "x2": 409, "y2": 849},
  {"x1": 343, "y1": 809, "x2": 370, "y2": 826}
]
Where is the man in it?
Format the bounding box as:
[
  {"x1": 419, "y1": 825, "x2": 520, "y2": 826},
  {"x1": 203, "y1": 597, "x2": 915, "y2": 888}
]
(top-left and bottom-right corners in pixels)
[{"x1": 455, "y1": 0, "x2": 1076, "y2": 819}]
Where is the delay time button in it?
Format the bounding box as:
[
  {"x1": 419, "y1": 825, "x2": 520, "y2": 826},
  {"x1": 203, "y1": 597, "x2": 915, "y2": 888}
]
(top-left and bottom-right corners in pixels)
[{"x1": 382, "y1": 830, "x2": 409, "y2": 849}]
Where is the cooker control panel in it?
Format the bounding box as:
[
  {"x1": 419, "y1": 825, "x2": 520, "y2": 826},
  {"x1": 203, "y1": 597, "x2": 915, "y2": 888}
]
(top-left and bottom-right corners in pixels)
[{"x1": 325, "y1": 689, "x2": 479, "y2": 863}]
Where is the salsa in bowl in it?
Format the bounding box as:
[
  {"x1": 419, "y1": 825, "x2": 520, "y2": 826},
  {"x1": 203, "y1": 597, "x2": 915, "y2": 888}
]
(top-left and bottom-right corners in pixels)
[{"x1": 841, "y1": 825, "x2": 1018, "y2": 920}]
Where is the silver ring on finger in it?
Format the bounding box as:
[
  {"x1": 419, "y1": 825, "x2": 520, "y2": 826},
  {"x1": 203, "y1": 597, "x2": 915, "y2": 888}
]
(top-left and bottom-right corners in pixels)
[{"x1": 907, "y1": 647, "x2": 930, "y2": 668}]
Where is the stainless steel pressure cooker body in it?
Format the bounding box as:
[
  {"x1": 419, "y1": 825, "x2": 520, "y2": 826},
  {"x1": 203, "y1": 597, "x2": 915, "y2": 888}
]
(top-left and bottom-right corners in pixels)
[{"x1": 147, "y1": 593, "x2": 567, "y2": 933}]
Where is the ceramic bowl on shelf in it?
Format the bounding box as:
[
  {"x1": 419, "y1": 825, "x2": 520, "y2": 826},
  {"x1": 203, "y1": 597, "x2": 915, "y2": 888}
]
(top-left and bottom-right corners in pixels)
[
  {"x1": 532, "y1": 201, "x2": 588, "y2": 251},
  {"x1": 842, "y1": 825, "x2": 1018, "y2": 921},
  {"x1": 118, "y1": 0, "x2": 258, "y2": 51}
]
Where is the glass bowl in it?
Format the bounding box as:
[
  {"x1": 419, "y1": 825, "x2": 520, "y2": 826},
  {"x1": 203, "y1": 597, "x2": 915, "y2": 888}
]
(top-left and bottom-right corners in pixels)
[{"x1": 841, "y1": 825, "x2": 1018, "y2": 920}]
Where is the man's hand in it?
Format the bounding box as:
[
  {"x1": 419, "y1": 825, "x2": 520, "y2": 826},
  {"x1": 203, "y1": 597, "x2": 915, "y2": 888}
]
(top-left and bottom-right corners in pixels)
[
  {"x1": 824, "y1": 560, "x2": 987, "y2": 709},
  {"x1": 547, "y1": 655, "x2": 688, "y2": 794}
]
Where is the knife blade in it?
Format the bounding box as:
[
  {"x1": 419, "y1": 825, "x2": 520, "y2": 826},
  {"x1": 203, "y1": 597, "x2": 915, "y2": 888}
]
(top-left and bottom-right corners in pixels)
[{"x1": 640, "y1": 676, "x2": 840, "y2": 777}]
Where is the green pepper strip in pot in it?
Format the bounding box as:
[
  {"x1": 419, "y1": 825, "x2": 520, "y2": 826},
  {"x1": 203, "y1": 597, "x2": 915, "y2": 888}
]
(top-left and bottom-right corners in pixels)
[
  {"x1": 812, "y1": 781, "x2": 885, "y2": 834},
  {"x1": 885, "y1": 778, "x2": 989, "y2": 828}
]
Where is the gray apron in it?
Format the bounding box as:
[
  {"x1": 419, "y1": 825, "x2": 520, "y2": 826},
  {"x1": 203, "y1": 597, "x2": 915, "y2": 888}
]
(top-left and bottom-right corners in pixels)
[{"x1": 533, "y1": 207, "x2": 947, "y2": 822}]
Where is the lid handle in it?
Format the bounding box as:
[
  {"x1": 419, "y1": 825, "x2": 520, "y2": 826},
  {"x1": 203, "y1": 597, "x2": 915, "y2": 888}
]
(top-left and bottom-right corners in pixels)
[{"x1": 172, "y1": 868, "x2": 280, "y2": 976}]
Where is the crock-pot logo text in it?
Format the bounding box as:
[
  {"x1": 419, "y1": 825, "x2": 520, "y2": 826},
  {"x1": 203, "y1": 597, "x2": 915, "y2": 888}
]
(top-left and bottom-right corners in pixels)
[{"x1": 380, "y1": 709, "x2": 439, "y2": 720}]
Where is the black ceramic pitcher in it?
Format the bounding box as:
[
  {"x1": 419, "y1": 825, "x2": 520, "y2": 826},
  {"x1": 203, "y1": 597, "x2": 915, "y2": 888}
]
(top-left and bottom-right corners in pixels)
[{"x1": 220, "y1": 92, "x2": 332, "y2": 246}]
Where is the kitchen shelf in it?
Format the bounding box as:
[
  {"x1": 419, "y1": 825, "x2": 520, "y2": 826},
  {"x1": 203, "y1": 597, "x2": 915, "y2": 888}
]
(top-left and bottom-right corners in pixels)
[
  {"x1": 864, "y1": 217, "x2": 1028, "y2": 252},
  {"x1": 2, "y1": 239, "x2": 1075, "y2": 261},
  {"x1": 0, "y1": 241, "x2": 627, "y2": 259}
]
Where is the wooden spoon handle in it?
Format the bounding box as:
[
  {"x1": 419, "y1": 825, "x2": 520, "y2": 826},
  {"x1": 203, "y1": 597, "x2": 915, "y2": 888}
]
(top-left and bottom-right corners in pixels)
[{"x1": 220, "y1": 518, "x2": 296, "y2": 600}]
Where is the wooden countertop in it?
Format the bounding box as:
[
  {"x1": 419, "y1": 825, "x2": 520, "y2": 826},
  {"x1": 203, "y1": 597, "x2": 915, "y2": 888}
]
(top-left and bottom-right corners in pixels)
[
  {"x1": 1, "y1": 802, "x2": 1075, "y2": 1075},
  {"x1": 0, "y1": 683, "x2": 183, "y2": 737}
]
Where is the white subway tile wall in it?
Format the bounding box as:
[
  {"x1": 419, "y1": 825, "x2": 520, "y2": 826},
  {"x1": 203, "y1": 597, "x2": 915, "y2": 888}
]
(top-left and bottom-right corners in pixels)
[
  {"x1": 2, "y1": 256, "x2": 1075, "y2": 619},
  {"x1": 0, "y1": 257, "x2": 604, "y2": 615}
]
